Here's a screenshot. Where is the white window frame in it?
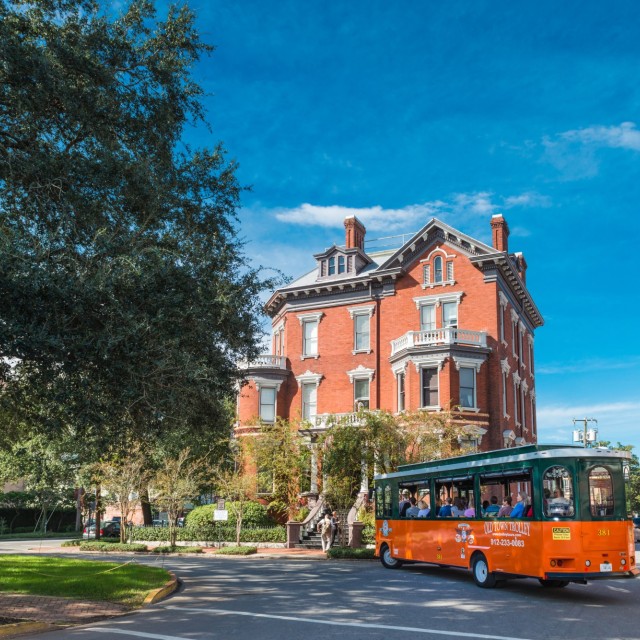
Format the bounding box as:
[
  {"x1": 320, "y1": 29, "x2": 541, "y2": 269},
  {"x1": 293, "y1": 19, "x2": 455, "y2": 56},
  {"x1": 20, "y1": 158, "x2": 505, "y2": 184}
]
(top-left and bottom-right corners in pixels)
[
  {"x1": 459, "y1": 366, "x2": 476, "y2": 410},
  {"x1": 442, "y1": 301, "x2": 458, "y2": 328},
  {"x1": 258, "y1": 386, "x2": 277, "y2": 423},
  {"x1": 414, "y1": 292, "x2": 463, "y2": 329},
  {"x1": 420, "y1": 248, "x2": 456, "y2": 289},
  {"x1": 498, "y1": 291, "x2": 508, "y2": 346},
  {"x1": 348, "y1": 305, "x2": 374, "y2": 354},
  {"x1": 512, "y1": 372, "x2": 521, "y2": 426},
  {"x1": 298, "y1": 312, "x2": 323, "y2": 360},
  {"x1": 501, "y1": 359, "x2": 510, "y2": 419},
  {"x1": 420, "y1": 366, "x2": 439, "y2": 410},
  {"x1": 296, "y1": 370, "x2": 323, "y2": 424},
  {"x1": 347, "y1": 365, "x2": 375, "y2": 411},
  {"x1": 420, "y1": 304, "x2": 436, "y2": 331},
  {"x1": 452, "y1": 356, "x2": 484, "y2": 412},
  {"x1": 528, "y1": 333, "x2": 534, "y2": 375},
  {"x1": 510, "y1": 309, "x2": 519, "y2": 360},
  {"x1": 302, "y1": 382, "x2": 317, "y2": 422},
  {"x1": 397, "y1": 371, "x2": 405, "y2": 412}
]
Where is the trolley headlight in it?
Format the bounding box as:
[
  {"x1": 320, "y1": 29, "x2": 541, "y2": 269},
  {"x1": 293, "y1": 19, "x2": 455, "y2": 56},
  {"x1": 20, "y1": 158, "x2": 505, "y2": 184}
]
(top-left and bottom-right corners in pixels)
[
  {"x1": 585, "y1": 560, "x2": 591, "y2": 567},
  {"x1": 621, "y1": 559, "x2": 626, "y2": 566},
  {"x1": 550, "y1": 560, "x2": 557, "y2": 567}
]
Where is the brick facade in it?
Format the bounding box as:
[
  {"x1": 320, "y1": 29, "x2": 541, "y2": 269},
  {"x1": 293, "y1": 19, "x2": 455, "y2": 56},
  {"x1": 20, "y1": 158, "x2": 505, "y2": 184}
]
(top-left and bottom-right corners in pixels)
[{"x1": 237, "y1": 214, "x2": 542, "y2": 452}]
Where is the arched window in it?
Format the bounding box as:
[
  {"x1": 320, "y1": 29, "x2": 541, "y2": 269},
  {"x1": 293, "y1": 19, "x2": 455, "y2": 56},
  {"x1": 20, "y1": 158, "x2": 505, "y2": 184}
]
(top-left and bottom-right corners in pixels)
[
  {"x1": 589, "y1": 466, "x2": 614, "y2": 517},
  {"x1": 542, "y1": 466, "x2": 575, "y2": 517},
  {"x1": 434, "y1": 256, "x2": 443, "y2": 283}
]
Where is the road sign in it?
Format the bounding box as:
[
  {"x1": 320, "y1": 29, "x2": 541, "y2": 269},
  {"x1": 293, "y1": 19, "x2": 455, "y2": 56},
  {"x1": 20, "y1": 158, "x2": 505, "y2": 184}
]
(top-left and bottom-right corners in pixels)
[{"x1": 214, "y1": 509, "x2": 228, "y2": 521}]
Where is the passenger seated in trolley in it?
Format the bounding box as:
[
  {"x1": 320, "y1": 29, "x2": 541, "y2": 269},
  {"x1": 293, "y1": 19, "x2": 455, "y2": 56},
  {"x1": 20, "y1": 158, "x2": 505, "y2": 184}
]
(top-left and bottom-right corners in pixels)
[
  {"x1": 417, "y1": 500, "x2": 430, "y2": 517},
  {"x1": 548, "y1": 489, "x2": 573, "y2": 516}
]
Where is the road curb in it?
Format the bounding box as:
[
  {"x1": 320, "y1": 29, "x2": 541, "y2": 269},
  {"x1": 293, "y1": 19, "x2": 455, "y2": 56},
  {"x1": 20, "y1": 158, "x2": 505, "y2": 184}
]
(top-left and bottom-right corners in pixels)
[
  {"x1": 143, "y1": 571, "x2": 179, "y2": 605},
  {"x1": 0, "y1": 622, "x2": 58, "y2": 638}
]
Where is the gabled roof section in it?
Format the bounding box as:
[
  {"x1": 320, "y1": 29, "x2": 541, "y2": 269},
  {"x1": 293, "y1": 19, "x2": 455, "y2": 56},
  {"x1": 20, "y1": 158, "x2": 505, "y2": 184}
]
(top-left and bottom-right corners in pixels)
[{"x1": 377, "y1": 217, "x2": 495, "y2": 273}]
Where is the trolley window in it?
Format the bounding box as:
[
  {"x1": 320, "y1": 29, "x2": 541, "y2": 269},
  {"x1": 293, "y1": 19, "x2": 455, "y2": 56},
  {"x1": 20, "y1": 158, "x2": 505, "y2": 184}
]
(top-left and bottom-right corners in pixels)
[
  {"x1": 543, "y1": 465, "x2": 575, "y2": 518},
  {"x1": 588, "y1": 466, "x2": 614, "y2": 517}
]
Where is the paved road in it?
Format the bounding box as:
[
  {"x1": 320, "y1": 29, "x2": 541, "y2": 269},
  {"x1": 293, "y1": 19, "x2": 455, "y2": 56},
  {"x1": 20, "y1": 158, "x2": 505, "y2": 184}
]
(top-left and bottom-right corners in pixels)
[{"x1": 7, "y1": 547, "x2": 640, "y2": 640}]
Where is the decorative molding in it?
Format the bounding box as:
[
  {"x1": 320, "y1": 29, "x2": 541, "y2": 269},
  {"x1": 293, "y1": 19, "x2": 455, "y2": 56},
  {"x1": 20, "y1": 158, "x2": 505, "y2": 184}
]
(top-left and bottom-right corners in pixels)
[
  {"x1": 452, "y1": 355, "x2": 485, "y2": 372},
  {"x1": 498, "y1": 291, "x2": 509, "y2": 308},
  {"x1": 413, "y1": 291, "x2": 463, "y2": 309},
  {"x1": 297, "y1": 311, "x2": 324, "y2": 325},
  {"x1": 346, "y1": 365, "x2": 375, "y2": 383},
  {"x1": 273, "y1": 319, "x2": 285, "y2": 334},
  {"x1": 518, "y1": 320, "x2": 526, "y2": 333},
  {"x1": 500, "y1": 358, "x2": 511, "y2": 374},
  {"x1": 521, "y1": 379, "x2": 529, "y2": 393},
  {"x1": 527, "y1": 333, "x2": 534, "y2": 346},
  {"x1": 512, "y1": 371, "x2": 521, "y2": 386},
  {"x1": 510, "y1": 308, "x2": 519, "y2": 323},
  {"x1": 515, "y1": 436, "x2": 527, "y2": 447},
  {"x1": 254, "y1": 378, "x2": 284, "y2": 392},
  {"x1": 391, "y1": 359, "x2": 409, "y2": 375},
  {"x1": 295, "y1": 370, "x2": 323, "y2": 386},
  {"x1": 347, "y1": 304, "x2": 375, "y2": 318},
  {"x1": 411, "y1": 354, "x2": 448, "y2": 373},
  {"x1": 420, "y1": 247, "x2": 457, "y2": 262}
]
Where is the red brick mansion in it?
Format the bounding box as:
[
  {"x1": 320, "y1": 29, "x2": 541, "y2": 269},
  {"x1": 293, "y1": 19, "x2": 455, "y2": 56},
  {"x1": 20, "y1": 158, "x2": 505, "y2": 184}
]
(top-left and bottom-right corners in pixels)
[{"x1": 237, "y1": 214, "x2": 543, "y2": 463}]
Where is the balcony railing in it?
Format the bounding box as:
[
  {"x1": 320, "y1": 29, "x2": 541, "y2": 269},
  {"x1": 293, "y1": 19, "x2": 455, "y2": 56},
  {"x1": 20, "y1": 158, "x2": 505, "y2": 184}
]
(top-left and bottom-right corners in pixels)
[
  {"x1": 391, "y1": 327, "x2": 488, "y2": 356},
  {"x1": 240, "y1": 354, "x2": 287, "y2": 369}
]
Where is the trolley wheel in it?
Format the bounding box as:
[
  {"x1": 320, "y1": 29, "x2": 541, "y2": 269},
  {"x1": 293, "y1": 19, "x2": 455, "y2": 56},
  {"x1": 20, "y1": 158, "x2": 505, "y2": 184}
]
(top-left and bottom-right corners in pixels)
[
  {"x1": 539, "y1": 579, "x2": 569, "y2": 588},
  {"x1": 380, "y1": 544, "x2": 403, "y2": 570},
  {"x1": 472, "y1": 553, "x2": 497, "y2": 588}
]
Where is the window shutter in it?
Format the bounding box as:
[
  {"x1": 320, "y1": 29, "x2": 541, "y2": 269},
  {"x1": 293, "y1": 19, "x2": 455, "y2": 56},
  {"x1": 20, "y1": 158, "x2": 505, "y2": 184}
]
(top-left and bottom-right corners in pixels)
[
  {"x1": 423, "y1": 264, "x2": 430, "y2": 284},
  {"x1": 447, "y1": 261, "x2": 454, "y2": 281}
]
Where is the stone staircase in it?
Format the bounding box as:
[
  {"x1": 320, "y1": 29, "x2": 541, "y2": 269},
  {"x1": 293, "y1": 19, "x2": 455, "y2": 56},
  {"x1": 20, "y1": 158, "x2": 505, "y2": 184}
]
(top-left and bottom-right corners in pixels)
[{"x1": 294, "y1": 528, "x2": 324, "y2": 550}]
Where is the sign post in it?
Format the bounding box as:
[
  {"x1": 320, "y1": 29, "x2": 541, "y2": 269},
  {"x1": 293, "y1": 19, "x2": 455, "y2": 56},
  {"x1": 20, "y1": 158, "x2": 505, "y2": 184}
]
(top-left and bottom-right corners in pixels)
[{"x1": 213, "y1": 499, "x2": 228, "y2": 549}]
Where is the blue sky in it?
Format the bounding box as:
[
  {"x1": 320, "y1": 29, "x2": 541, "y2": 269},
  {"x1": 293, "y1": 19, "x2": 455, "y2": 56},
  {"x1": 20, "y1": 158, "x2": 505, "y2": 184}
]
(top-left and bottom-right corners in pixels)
[{"x1": 162, "y1": 1, "x2": 640, "y2": 451}]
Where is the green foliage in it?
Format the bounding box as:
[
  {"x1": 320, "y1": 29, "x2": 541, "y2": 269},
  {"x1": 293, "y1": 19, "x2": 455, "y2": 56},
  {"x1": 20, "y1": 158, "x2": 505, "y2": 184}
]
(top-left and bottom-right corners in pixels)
[
  {"x1": 79, "y1": 541, "x2": 148, "y2": 552},
  {"x1": 186, "y1": 501, "x2": 273, "y2": 528},
  {"x1": 248, "y1": 420, "x2": 310, "y2": 520},
  {"x1": 129, "y1": 524, "x2": 286, "y2": 543},
  {"x1": 152, "y1": 545, "x2": 203, "y2": 554},
  {"x1": 326, "y1": 547, "x2": 376, "y2": 560},
  {"x1": 215, "y1": 546, "x2": 257, "y2": 555},
  {"x1": 61, "y1": 539, "x2": 83, "y2": 547},
  {"x1": 357, "y1": 505, "x2": 376, "y2": 546},
  {"x1": 0, "y1": 0, "x2": 278, "y2": 457}
]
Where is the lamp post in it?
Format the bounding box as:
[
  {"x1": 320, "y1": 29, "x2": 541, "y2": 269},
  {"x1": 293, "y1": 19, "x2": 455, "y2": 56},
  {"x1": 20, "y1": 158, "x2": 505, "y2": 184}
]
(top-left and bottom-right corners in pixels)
[{"x1": 572, "y1": 417, "x2": 598, "y2": 448}]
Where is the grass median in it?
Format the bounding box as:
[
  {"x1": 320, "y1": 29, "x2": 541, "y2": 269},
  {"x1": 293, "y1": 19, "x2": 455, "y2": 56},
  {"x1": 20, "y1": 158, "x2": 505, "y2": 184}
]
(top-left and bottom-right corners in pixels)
[{"x1": 0, "y1": 555, "x2": 172, "y2": 607}]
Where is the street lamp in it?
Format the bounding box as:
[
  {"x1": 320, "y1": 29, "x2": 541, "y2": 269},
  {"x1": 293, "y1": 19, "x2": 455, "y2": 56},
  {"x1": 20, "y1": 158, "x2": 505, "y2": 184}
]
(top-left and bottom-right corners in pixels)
[{"x1": 572, "y1": 417, "x2": 598, "y2": 447}]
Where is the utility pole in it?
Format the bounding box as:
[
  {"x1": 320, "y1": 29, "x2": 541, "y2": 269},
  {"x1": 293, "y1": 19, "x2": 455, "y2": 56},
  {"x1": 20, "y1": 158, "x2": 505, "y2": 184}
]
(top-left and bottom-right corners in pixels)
[{"x1": 572, "y1": 417, "x2": 598, "y2": 448}]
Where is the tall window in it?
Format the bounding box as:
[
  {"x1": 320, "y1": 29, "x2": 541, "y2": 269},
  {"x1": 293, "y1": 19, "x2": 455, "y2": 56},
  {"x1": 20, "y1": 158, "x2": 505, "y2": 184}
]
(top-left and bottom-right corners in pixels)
[
  {"x1": 502, "y1": 370, "x2": 508, "y2": 417},
  {"x1": 589, "y1": 466, "x2": 614, "y2": 517},
  {"x1": 513, "y1": 379, "x2": 519, "y2": 424},
  {"x1": 520, "y1": 387, "x2": 527, "y2": 431},
  {"x1": 259, "y1": 387, "x2": 276, "y2": 423},
  {"x1": 434, "y1": 256, "x2": 443, "y2": 283},
  {"x1": 354, "y1": 314, "x2": 370, "y2": 351},
  {"x1": 397, "y1": 372, "x2": 405, "y2": 412},
  {"x1": 302, "y1": 383, "x2": 317, "y2": 422},
  {"x1": 303, "y1": 319, "x2": 318, "y2": 357},
  {"x1": 328, "y1": 257, "x2": 335, "y2": 275},
  {"x1": 442, "y1": 301, "x2": 458, "y2": 328},
  {"x1": 420, "y1": 304, "x2": 435, "y2": 331},
  {"x1": 459, "y1": 367, "x2": 476, "y2": 408},
  {"x1": 499, "y1": 305, "x2": 505, "y2": 342},
  {"x1": 338, "y1": 255, "x2": 345, "y2": 274},
  {"x1": 421, "y1": 367, "x2": 438, "y2": 407},
  {"x1": 354, "y1": 379, "x2": 370, "y2": 410}
]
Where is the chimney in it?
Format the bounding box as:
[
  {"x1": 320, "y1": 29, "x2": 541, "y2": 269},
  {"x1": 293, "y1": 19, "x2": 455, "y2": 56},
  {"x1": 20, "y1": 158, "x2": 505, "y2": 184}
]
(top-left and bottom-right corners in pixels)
[
  {"x1": 515, "y1": 252, "x2": 527, "y2": 284},
  {"x1": 344, "y1": 216, "x2": 366, "y2": 251},
  {"x1": 490, "y1": 214, "x2": 509, "y2": 252}
]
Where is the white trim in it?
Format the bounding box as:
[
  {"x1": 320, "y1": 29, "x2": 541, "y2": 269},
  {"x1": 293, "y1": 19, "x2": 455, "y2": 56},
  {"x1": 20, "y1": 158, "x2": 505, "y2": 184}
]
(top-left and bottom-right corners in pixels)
[
  {"x1": 411, "y1": 354, "x2": 448, "y2": 373},
  {"x1": 500, "y1": 358, "x2": 510, "y2": 374},
  {"x1": 512, "y1": 371, "x2": 521, "y2": 386},
  {"x1": 452, "y1": 356, "x2": 484, "y2": 372},
  {"x1": 498, "y1": 291, "x2": 509, "y2": 308},
  {"x1": 391, "y1": 359, "x2": 409, "y2": 375},
  {"x1": 420, "y1": 247, "x2": 457, "y2": 262},
  {"x1": 413, "y1": 291, "x2": 463, "y2": 309},
  {"x1": 254, "y1": 378, "x2": 283, "y2": 392},
  {"x1": 347, "y1": 305, "x2": 375, "y2": 318},
  {"x1": 297, "y1": 311, "x2": 324, "y2": 325},
  {"x1": 295, "y1": 370, "x2": 323, "y2": 386},
  {"x1": 510, "y1": 308, "x2": 519, "y2": 323},
  {"x1": 346, "y1": 365, "x2": 375, "y2": 383}
]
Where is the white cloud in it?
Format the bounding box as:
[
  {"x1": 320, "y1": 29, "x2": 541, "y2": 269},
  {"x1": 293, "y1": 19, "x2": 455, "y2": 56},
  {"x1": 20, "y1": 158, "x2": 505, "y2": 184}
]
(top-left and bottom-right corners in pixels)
[
  {"x1": 559, "y1": 122, "x2": 640, "y2": 151},
  {"x1": 273, "y1": 190, "x2": 549, "y2": 233}
]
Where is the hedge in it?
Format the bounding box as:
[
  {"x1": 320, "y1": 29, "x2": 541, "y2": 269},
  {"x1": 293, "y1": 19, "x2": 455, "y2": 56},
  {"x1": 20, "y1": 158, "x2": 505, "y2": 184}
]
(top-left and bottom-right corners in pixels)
[
  {"x1": 152, "y1": 545, "x2": 203, "y2": 554},
  {"x1": 130, "y1": 524, "x2": 286, "y2": 544},
  {"x1": 79, "y1": 541, "x2": 148, "y2": 552},
  {"x1": 327, "y1": 547, "x2": 376, "y2": 560},
  {"x1": 215, "y1": 546, "x2": 257, "y2": 555},
  {"x1": 186, "y1": 502, "x2": 274, "y2": 529}
]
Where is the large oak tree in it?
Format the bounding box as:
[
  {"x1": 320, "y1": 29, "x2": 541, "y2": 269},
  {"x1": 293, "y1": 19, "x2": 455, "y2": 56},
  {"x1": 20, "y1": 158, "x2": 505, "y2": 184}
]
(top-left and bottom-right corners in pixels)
[{"x1": 0, "y1": 0, "x2": 273, "y2": 451}]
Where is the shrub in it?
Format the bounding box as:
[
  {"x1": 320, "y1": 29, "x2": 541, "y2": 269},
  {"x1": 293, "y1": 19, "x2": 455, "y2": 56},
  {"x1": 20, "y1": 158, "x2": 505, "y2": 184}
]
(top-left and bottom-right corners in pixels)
[
  {"x1": 186, "y1": 501, "x2": 273, "y2": 529},
  {"x1": 327, "y1": 547, "x2": 376, "y2": 560},
  {"x1": 357, "y1": 506, "x2": 376, "y2": 546},
  {"x1": 130, "y1": 524, "x2": 286, "y2": 544},
  {"x1": 61, "y1": 539, "x2": 83, "y2": 547},
  {"x1": 152, "y1": 545, "x2": 203, "y2": 554},
  {"x1": 215, "y1": 545, "x2": 257, "y2": 555},
  {"x1": 79, "y1": 541, "x2": 148, "y2": 552}
]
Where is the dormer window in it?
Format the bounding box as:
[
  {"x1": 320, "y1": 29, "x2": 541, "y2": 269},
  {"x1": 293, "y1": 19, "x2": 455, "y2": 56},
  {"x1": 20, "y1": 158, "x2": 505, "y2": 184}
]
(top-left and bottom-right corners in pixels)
[
  {"x1": 328, "y1": 257, "x2": 335, "y2": 275},
  {"x1": 434, "y1": 256, "x2": 443, "y2": 283},
  {"x1": 421, "y1": 248, "x2": 455, "y2": 289},
  {"x1": 338, "y1": 255, "x2": 345, "y2": 274}
]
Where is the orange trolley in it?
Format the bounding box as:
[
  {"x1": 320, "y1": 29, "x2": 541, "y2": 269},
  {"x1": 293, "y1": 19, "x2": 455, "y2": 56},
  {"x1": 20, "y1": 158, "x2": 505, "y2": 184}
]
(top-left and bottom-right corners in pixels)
[{"x1": 374, "y1": 445, "x2": 639, "y2": 588}]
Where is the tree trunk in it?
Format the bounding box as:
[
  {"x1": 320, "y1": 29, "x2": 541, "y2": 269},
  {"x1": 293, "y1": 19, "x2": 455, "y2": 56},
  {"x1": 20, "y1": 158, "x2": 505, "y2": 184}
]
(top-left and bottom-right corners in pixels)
[
  {"x1": 75, "y1": 487, "x2": 84, "y2": 532},
  {"x1": 95, "y1": 487, "x2": 101, "y2": 540},
  {"x1": 140, "y1": 487, "x2": 153, "y2": 526}
]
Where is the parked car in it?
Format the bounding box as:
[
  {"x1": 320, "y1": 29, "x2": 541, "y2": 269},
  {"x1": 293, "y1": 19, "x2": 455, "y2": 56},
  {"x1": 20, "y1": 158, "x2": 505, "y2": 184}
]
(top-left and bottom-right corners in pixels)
[
  {"x1": 633, "y1": 517, "x2": 640, "y2": 543},
  {"x1": 83, "y1": 520, "x2": 121, "y2": 539}
]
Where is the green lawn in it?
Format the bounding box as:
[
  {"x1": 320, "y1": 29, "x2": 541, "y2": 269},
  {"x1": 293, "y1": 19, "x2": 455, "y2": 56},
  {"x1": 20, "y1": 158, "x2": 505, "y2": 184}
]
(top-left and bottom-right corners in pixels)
[{"x1": 0, "y1": 555, "x2": 171, "y2": 606}]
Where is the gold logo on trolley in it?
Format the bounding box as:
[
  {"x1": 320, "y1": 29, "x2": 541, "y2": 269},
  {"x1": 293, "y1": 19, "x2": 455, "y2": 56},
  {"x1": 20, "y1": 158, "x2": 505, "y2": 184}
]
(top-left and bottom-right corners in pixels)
[{"x1": 552, "y1": 527, "x2": 571, "y2": 540}]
